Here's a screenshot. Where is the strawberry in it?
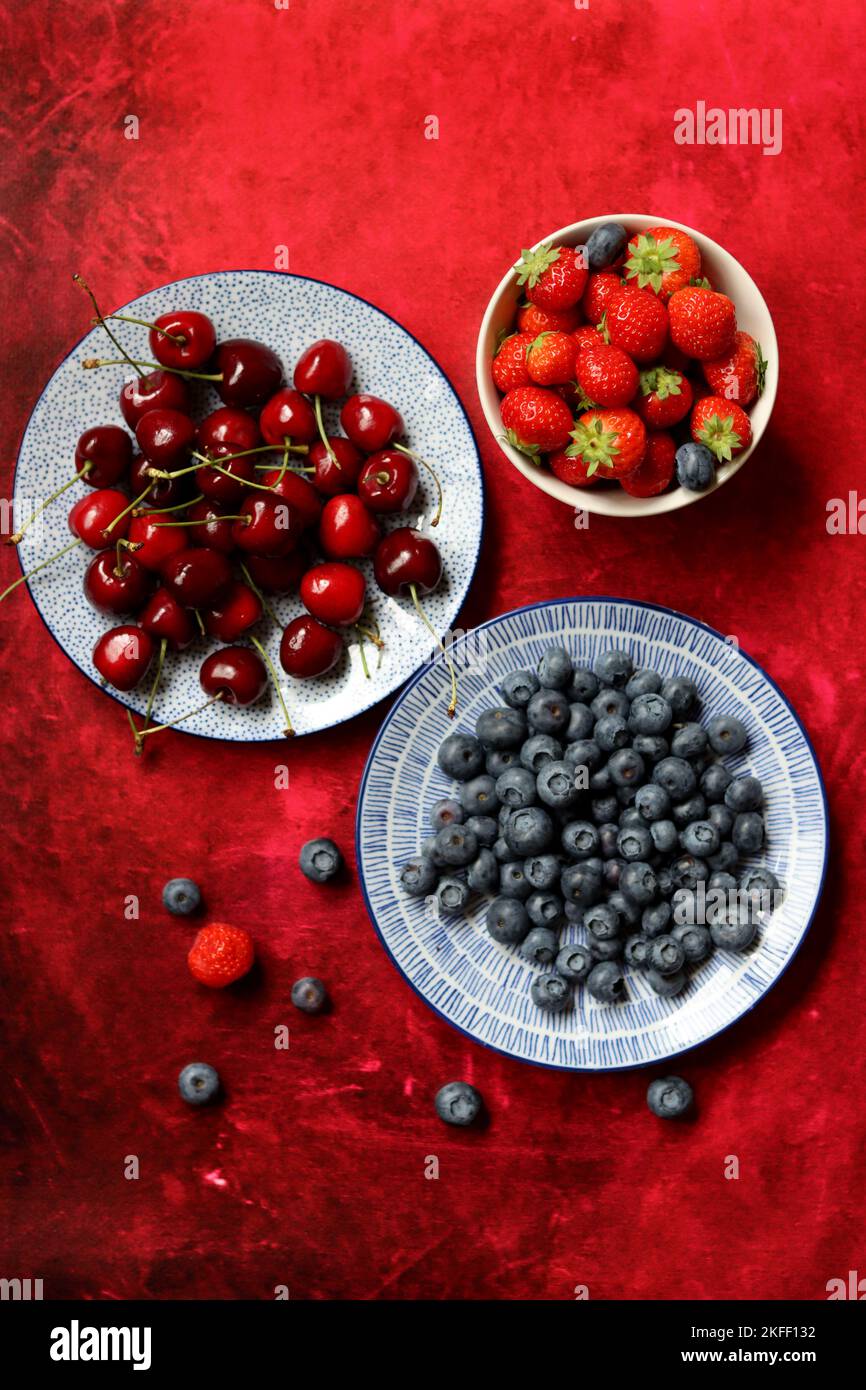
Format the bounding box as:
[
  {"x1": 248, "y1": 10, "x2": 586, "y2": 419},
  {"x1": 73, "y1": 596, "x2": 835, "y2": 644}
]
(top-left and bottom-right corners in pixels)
[
  {"x1": 668, "y1": 286, "x2": 736, "y2": 361},
  {"x1": 565, "y1": 408, "x2": 646, "y2": 478},
  {"x1": 634, "y1": 366, "x2": 693, "y2": 428},
  {"x1": 517, "y1": 302, "x2": 581, "y2": 336},
  {"x1": 575, "y1": 344, "x2": 638, "y2": 408},
  {"x1": 515, "y1": 242, "x2": 588, "y2": 311},
  {"x1": 604, "y1": 285, "x2": 668, "y2": 363},
  {"x1": 620, "y1": 431, "x2": 676, "y2": 497},
  {"x1": 581, "y1": 270, "x2": 623, "y2": 325},
  {"x1": 625, "y1": 226, "x2": 701, "y2": 301},
  {"x1": 690, "y1": 395, "x2": 752, "y2": 461},
  {"x1": 525, "y1": 331, "x2": 577, "y2": 386},
  {"x1": 554, "y1": 381, "x2": 581, "y2": 413},
  {"x1": 550, "y1": 448, "x2": 599, "y2": 488},
  {"x1": 572, "y1": 324, "x2": 606, "y2": 359},
  {"x1": 500, "y1": 385, "x2": 573, "y2": 457},
  {"x1": 188, "y1": 922, "x2": 255, "y2": 988},
  {"x1": 702, "y1": 331, "x2": 766, "y2": 406},
  {"x1": 492, "y1": 332, "x2": 535, "y2": 392}
]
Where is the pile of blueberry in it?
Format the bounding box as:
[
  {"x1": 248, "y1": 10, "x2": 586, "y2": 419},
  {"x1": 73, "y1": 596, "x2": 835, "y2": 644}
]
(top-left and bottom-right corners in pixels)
[{"x1": 399, "y1": 645, "x2": 783, "y2": 1012}]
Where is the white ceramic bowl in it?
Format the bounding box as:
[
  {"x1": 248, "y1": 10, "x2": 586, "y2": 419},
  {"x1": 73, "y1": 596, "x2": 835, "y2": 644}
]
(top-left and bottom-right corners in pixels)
[{"x1": 476, "y1": 214, "x2": 778, "y2": 518}]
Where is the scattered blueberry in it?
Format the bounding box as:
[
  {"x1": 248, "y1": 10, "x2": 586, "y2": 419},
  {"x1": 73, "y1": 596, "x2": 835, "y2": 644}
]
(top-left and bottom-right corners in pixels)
[
  {"x1": 163, "y1": 878, "x2": 202, "y2": 916},
  {"x1": 435, "y1": 1081, "x2": 482, "y2": 1126},
  {"x1": 647, "y1": 1075, "x2": 693, "y2": 1119},
  {"x1": 299, "y1": 838, "x2": 343, "y2": 883},
  {"x1": 291, "y1": 976, "x2": 328, "y2": 1013},
  {"x1": 178, "y1": 1062, "x2": 220, "y2": 1106}
]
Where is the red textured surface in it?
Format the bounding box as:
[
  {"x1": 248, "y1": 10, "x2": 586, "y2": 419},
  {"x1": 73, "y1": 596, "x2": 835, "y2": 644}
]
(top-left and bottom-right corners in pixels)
[{"x1": 1, "y1": 0, "x2": 863, "y2": 1302}]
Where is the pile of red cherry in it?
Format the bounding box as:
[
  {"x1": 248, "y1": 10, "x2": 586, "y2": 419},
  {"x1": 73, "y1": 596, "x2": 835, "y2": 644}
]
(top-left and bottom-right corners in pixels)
[{"x1": 5, "y1": 285, "x2": 454, "y2": 748}]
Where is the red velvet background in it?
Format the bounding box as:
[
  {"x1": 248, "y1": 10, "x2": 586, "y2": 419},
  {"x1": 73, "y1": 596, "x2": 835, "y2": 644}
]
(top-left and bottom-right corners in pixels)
[{"x1": 1, "y1": 0, "x2": 864, "y2": 1302}]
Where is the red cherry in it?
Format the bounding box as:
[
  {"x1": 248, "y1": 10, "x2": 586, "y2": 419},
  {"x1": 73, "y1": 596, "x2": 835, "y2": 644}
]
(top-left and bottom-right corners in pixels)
[
  {"x1": 135, "y1": 408, "x2": 195, "y2": 470},
  {"x1": 126, "y1": 514, "x2": 189, "y2": 572},
  {"x1": 161, "y1": 547, "x2": 232, "y2": 607},
  {"x1": 231, "y1": 493, "x2": 297, "y2": 557},
  {"x1": 279, "y1": 615, "x2": 343, "y2": 678},
  {"x1": 300, "y1": 562, "x2": 366, "y2": 627},
  {"x1": 197, "y1": 406, "x2": 261, "y2": 454},
  {"x1": 358, "y1": 449, "x2": 418, "y2": 513},
  {"x1": 203, "y1": 581, "x2": 263, "y2": 642},
  {"x1": 149, "y1": 311, "x2": 216, "y2": 370},
  {"x1": 75, "y1": 426, "x2": 133, "y2": 487},
  {"x1": 243, "y1": 550, "x2": 306, "y2": 594},
  {"x1": 120, "y1": 370, "x2": 190, "y2": 429},
  {"x1": 213, "y1": 338, "x2": 283, "y2": 408},
  {"x1": 200, "y1": 646, "x2": 268, "y2": 706},
  {"x1": 184, "y1": 499, "x2": 237, "y2": 554},
  {"x1": 293, "y1": 339, "x2": 352, "y2": 399},
  {"x1": 140, "y1": 586, "x2": 196, "y2": 650},
  {"x1": 318, "y1": 494, "x2": 380, "y2": 560},
  {"x1": 84, "y1": 550, "x2": 152, "y2": 615},
  {"x1": 195, "y1": 444, "x2": 255, "y2": 505},
  {"x1": 68, "y1": 489, "x2": 130, "y2": 547},
  {"x1": 309, "y1": 436, "x2": 363, "y2": 496},
  {"x1": 373, "y1": 526, "x2": 442, "y2": 597},
  {"x1": 130, "y1": 452, "x2": 189, "y2": 509},
  {"x1": 93, "y1": 625, "x2": 154, "y2": 690},
  {"x1": 260, "y1": 468, "x2": 322, "y2": 529},
  {"x1": 340, "y1": 394, "x2": 404, "y2": 452},
  {"x1": 259, "y1": 388, "x2": 317, "y2": 446}
]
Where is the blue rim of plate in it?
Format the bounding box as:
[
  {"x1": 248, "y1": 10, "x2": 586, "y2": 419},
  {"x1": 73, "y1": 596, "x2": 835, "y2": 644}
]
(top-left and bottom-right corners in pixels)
[
  {"x1": 11, "y1": 269, "x2": 485, "y2": 741},
  {"x1": 355, "y1": 596, "x2": 830, "y2": 1072}
]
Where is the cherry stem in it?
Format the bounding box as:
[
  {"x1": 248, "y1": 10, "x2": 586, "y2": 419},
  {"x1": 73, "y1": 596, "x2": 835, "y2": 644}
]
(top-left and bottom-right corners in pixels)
[
  {"x1": 395, "y1": 444, "x2": 443, "y2": 526},
  {"x1": 253, "y1": 463, "x2": 315, "y2": 474},
  {"x1": 5, "y1": 462, "x2": 92, "y2": 545},
  {"x1": 102, "y1": 313, "x2": 186, "y2": 346},
  {"x1": 0, "y1": 537, "x2": 82, "y2": 603},
  {"x1": 73, "y1": 274, "x2": 144, "y2": 378},
  {"x1": 313, "y1": 395, "x2": 340, "y2": 467},
  {"x1": 357, "y1": 631, "x2": 371, "y2": 680},
  {"x1": 103, "y1": 482, "x2": 153, "y2": 536},
  {"x1": 82, "y1": 356, "x2": 222, "y2": 383},
  {"x1": 355, "y1": 622, "x2": 384, "y2": 648},
  {"x1": 133, "y1": 691, "x2": 224, "y2": 752},
  {"x1": 151, "y1": 514, "x2": 247, "y2": 527},
  {"x1": 133, "y1": 493, "x2": 203, "y2": 517},
  {"x1": 194, "y1": 443, "x2": 309, "y2": 464},
  {"x1": 143, "y1": 637, "x2": 167, "y2": 728},
  {"x1": 193, "y1": 608, "x2": 206, "y2": 636},
  {"x1": 409, "y1": 583, "x2": 457, "y2": 717},
  {"x1": 239, "y1": 561, "x2": 283, "y2": 629},
  {"x1": 249, "y1": 634, "x2": 294, "y2": 737}
]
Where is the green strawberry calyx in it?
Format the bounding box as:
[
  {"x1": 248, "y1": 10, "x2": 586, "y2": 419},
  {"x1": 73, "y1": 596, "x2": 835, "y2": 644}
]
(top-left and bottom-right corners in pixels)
[
  {"x1": 688, "y1": 275, "x2": 712, "y2": 289},
  {"x1": 639, "y1": 366, "x2": 683, "y2": 401},
  {"x1": 503, "y1": 427, "x2": 541, "y2": 462},
  {"x1": 754, "y1": 341, "x2": 768, "y2": 397},
  {"x1": 597, "y1": 310, "x2": 611, "y2": 345},
  {"x1": 696, "y1": 413, "x2": 741, "y2": 462},
  {"x1": 625, "y1": 234, "x2": 681, "y2": 294},
  {"x1": 515, "y1": 243, "x2": 561, "y2": 290},
  {"x1": 564, "y1": 417, "x2": 620, "y2": 476},
  {"x1": 527, "y1": 331, "x2": 554, "y2": 357}
]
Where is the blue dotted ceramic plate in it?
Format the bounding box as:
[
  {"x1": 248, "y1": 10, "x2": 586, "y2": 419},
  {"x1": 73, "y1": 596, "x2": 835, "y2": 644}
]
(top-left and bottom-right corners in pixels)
[
  {"x1": 13, "y1": 271, "x2": 483, "y2": 739},
  {"x1": 356, "y1": 598, "x2": 828, "y2": 1071}
]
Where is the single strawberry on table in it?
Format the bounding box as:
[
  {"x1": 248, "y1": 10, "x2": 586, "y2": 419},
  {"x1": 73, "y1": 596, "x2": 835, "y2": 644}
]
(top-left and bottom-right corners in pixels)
[
  {"x1": 492, "y1": 331, "x2": 535, "y2": 392},
  {"x1": 517, "y1": 302, "x2": 581, "y2": 336},
  {"x1": 624, "y1": 226, "x2": 701, "y2": 301},
  {"x1": 188, "y1": 921, "x2": 255, "y2": 988},
  {"x1": 690, "y1": 395, "x2": 752, "y2": 461},
  {"x1": 525, "y1": 331, "x2": 578, "y2": 387},
  {"x1": 515, "y1": 242, "x2": 588, "y2": 311},
  {"x1": 575, "y1": 344, "x2": 639, "y2": 408},
  {"x1": 702, "y1": 331, "x2": 766, "y2": 406},
  {"x1": 634, "y1": 366, "x2": 693, "y2": 428},
  {"x1": 565, "y1": 407, "x2": 646, "y2": 478},
  {"x1": 668, "y1": 285, "x2": 736, "y2": 361},
  {"x1": 619, "y1": 430, "x2": 676, "y2": 497},
  {"x1": 603, "y1": 285, "x2": 669, "y2": 363},
  {"x1": 500, "y1": 385, "x2": 573, "y2": 458}
]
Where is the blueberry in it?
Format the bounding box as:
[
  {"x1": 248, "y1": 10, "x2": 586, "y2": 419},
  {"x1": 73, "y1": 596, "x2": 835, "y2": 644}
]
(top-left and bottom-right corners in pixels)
[
  {"x1": 565, "y1": 700, "x2": 599, "y2": 743},
  {"x1": 585, "y1": 221, "x2": 628, "y2": 269},
  {"x1": 465, "y1": 814, "x2": 498, "y2": 848},
  {"x1": 608, "y1": 889, "x2": 640, "y2": 926},
  {"x1": 520, "y1": 733, "x2": 563, "y2": 772},
  {"x1": 400, "y1": 856, "x2": 439, "y2": 896},
  {"x1": 707, "y1": 804, "x2": 734, "y2": 838},
  {"x1": 487, "y1": 895, "x2": 530, "y2": 943},
  {"x1": 467, "y1": 848, "x2": 499, "y2": 894},
  {"x1": 603, "y1": 857, "x2": 623, "y2": 889},
  {"x1": 595, "y1": 714, "x2": 629, "y2": 753},
  {"x1": 526, "y1": 890, "x2": 564, "y2": 930},
  {"x1": 661, "y1": 676, "x2": 698, "y2": 718},
  {"x1": 531, "y1": 971, "x2": 573, "y2": 1012},
  {"x1": 291, "y1": 976, "x2": 329, "y2": 1013},
  {"x1": 671, "y1": 853, "x2": 710, "y2": 890},
  {"x1": 589, "y1": 764, "x2": 613, "y2": 793},
  {"x1": 671, "y1": 922, "x2": 712, "y2": 963},
  {"x1": 670, "y1": 722, "x2": 709, "y2": 760},
  {"x1": 739, "y1": 866, "x2": 781, "y2": 897},
  {"x1": 725, "y1": 776, "x2": 764, "y2": 813},
  {"x1": 616, "y1": 784, "x2": 638, "y2": 809},
  {"x1": 495, "y1": 766, "x2": 537, "y2": 809},
  {"x1": 430, "y1": 797, "x2": 464, "y2": 831},
  {"x1": 670, "y1": 887, "x2": 698, "y2": 924},
  {"x1": 435, "y1": 1081, "x2": 482, "y2": 1126},
  {"x1": 521, "y1": 926, "x2": 559, "y2": 965},
  {"x1": 421, "y1": 835, "x2": 441, "y2": 861},
  {"x1": 564, "y1": 738, "x2": 602, "y2": 772},
  {"x1": 584, "y1": 901, "x2": 620, "y2": 940},
  {"x1": 626, "y1": 669, "x2": 662, "y2": 699},
  {"x1": 501, "y1": 668, "x2": 540, "y2": 709},
  {"x1": 635, "y1": 783, "x2": 670, "y2": 823},
  {"x1": 672, "y1": 793, "x2": 707, "y2": 829},
  {"x1": 299, "y1": 837, "x2": 343, "y2": 884},
  {"x1": 537, "y1": 645, "x2": 573, "y2": 690},
  {"x1": 436, "y1": 876, "x2": 471, "y2": 915},
  {"x1": 706, "y1": 713, "x2": 748, "y2": 756},
  {"x1": 708, "y1": 870, "x2": 738, "y2": 893},
  {"x1": 163, "y1": 877, "x2": 202, "y2": 916},
  {"x1": 608, "y1": 747, "x2": 645, "y2": 788},
  {"x1": 618, "y1": 806, "x2": 644, "y2": 828},
  {"x1": 732, "y1": 812, "x2": 764, "y2": 853},
  {"x1": 492, "y1": 837, "x2": 512, "y2": 863},
  {"x1": 598, "y1": 822, "x2": 620, "y2": 858},
  {"x1": 499, "y1": 860, "x2": 533, "y2": 900},
  {"x1": 434, "y1": 823, "x2": 478, "y2": 868},
  {"x1": 624, "y1": 935, "x2": 651, "y2": 969},
  {"x1": 567, "y1": 666, "x2": 600, "y2": 703},
  {"x1": 648, "y1": 934, "x2": 685, "y2": 976},
  {"x1": 628, "y1": 693, "x2": 672, "y2": 736},
  {"x1": 590, "y1": 936, "x2": 623, "y2": 961},
  {"x1": 591, "y1": 687, "x2": 630, "y2": 720},
  {"x1": 641, "y1": 900, "x2": 672, "y2": 938},
  {"x1": 647, "y1": 1075, "x2": 693, "y2": 1118},
  {"x1": 617, "y1": 823, "x2": 654, "y2": 862},
  {"x1": 591, "y1": 795, "x2": 619, "y2": 824},
  {"x1": 652, "y1": 756, "x2": 696, "y2": 800},
  {"x1": 486, "y1": 748, "x2": 518, "y2": 778},
  {"x1": 441, "y1": 735, "x2": 486, "y2": 785},
  {"x1": 178, "y1": 1062, "x2": 220, "y2": 1105},
  {"x1": 476, "y1": 706, "x2": 527, "y2": 750},
  {"x1": 710, "y1": 914, "x2": 757, "y2": 951},
  {"x1": 586, "y1": 960, "x2": 626, "y2": 1003},
  {"x1": 459, "y1": 775, "x2": 499, "y2": 817},
  {"x1": 505, "y1": 806, "x2": 554, "y2": 856},
  {"x1": 655, "y1": 866, "x2": 674, "y2": 897},
  {"x1": 561, "y1": 861, "x2": 603, "y2": 908},
  {"x1": 620, "y1": 861, "x2": 658, "y2": 906},
  {"x1": 556, "y1": 942, "x2": 593, "y2": 982},
  {"x1": 701, "y1": 762, "x2": 732, "y2": 803},
  {"x1": 594, "y1": 648, "x2": 633, "y2": 689},
  {"x1": 707, "y1": 841, "x2": 739, "y2": 874},
  {"x1": 644, "y1": 967, "x2": 686, "y2": 996},
  {"x1": 537, "y1": 759, "x2": 581, "y2": 810},
  {"x1": 560, "y1": 819, "x2": 599, "y2": 860},
  {"x1": 526, "y1": 688, "x2": 570, "y2": 735},
  {"x1": 524, "y1": 853, "x2": 562, "y2": 890},
  {"x1": 680, "y1": 820, "x2": 720, "y2": 857},
  {"x1": 675, "y1": 440, "x2": 715, "y2": 490}
]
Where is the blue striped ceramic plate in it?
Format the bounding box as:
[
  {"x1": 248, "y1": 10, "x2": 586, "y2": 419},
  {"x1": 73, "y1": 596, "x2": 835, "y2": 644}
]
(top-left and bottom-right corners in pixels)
[{"x1": 356, "y1": 598, "x2": 828, "y2": 1071}]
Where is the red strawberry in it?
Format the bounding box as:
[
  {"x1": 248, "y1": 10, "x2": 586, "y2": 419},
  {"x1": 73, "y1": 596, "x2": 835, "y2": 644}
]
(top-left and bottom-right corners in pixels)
[
  {"x1": 517, "y1": 302, "x2": 581, "y2": 336},
  {"x1": 668, "y1": 286, "x2": 736, "y2": 361},
  {"x1": 573, "y1": 324, "x2": 606, "y2": 358},
  {"x1": 526, "y1": 331, "x2": 577, "y2": 386},
  {"x1": 620, "y1": 431, "x2": 676, "y2": 497},
  {"x1": 565, "y1": 408, "x2": 646, "y2": 478},
  {"x1": 634, "y1": 366, "x2": 693, "y2": 428},
  {"x1": 500, "y1": 385, "x2": 573, "y2": 457},
  {"x1": 625, "y1": 226, "x2": 701, "y2": 301},
  {"x1": 492, "y1": 332, "x2": 535, "y2": 392},
  {"x1": 604, "y1": 286, "x2": 668, "y2": 363},
  {"x1": 188, "y1": 922, "x2": 255, "y2": 988},
  {"x1": 702, "y1": 331, "x2": 766, "y2": 406},
  {"x1": 575, "y1": 344, "x2": 638, "y2": 408},
  {"x1": 516, "y1": 243, "x2": 588, "y2": 311},
  {"x1": 581, "y1": 271, "x2": 623, "y2": 325},
  {"x1": 690, "y1": 395, "x2": 752, "y2": 461},
  {"x1": 549, "y1": 448, "x2": 599, "y2": 488}
]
